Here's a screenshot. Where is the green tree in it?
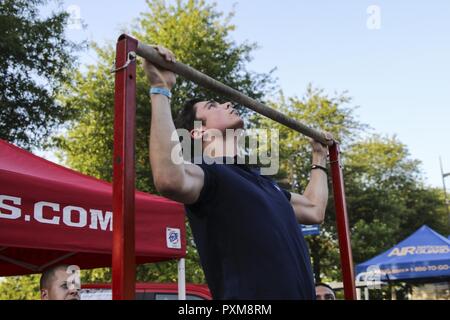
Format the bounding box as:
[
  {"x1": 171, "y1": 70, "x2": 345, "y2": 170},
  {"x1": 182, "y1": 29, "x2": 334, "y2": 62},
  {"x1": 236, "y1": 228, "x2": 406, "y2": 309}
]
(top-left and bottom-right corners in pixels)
[
  {"x1": 0, "y1": 275, "x2": 40, "y2": 300},
  {"x1": 346, "y1": 135, "x2": 449, "y2": 265},
  {"x1": 54, "y1": 0, "x2": 275, "y2": 284},
  {"x1": 0, "y1": 0, "x2": 80, "y2": 149}
]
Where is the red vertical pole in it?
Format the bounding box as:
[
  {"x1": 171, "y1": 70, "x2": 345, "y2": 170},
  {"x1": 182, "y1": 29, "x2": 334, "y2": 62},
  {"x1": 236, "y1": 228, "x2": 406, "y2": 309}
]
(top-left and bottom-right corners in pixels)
[
  {"x1": 329, "y1": 142, "x2": 357, "y2": 300},
  {"x1": 112, "y1": 34, "x2": 138, "y2": 300}
]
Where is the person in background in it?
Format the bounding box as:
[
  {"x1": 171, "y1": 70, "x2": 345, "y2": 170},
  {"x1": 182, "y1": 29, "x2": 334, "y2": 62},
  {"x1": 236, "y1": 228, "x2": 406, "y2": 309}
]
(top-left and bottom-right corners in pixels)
[
  {"x1": 315, "y1": 283, "x2": 336, "y2": 300},
  {"x1": 40, "y1": 264, "x2": 80, "y2": 300}
]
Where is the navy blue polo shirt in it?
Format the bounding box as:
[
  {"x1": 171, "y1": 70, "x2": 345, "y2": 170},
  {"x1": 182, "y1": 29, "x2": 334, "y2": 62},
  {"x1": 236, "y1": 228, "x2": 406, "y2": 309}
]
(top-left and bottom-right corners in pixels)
[{"x1": 185, "y1": 157, "x2": 316, "y2": 300}]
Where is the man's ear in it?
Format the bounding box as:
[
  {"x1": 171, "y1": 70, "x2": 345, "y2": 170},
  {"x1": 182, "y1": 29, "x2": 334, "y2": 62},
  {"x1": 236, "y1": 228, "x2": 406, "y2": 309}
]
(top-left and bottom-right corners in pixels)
[
  {"x1": 190, "y1": 127, "x2": 205, "y2": 139},
  {"x1": 40, "y1": 289, "x2": 49, "y2": 300}
]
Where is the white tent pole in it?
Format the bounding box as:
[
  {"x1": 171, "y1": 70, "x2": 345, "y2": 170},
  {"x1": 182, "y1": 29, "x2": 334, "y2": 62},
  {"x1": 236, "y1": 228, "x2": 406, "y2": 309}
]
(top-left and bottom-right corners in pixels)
[
  {"x1": 178, "y1": 258, "x2": 186, "y2": 300},
  {"x1": 356, "y1": 288, "x2": 361, "y2": 300}
]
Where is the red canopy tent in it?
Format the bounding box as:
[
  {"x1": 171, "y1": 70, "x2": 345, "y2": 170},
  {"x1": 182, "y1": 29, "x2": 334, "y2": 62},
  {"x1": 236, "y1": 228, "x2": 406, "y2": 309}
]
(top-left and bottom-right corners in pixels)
[{"x1": 0, "y1": 139, "x2": 186, "y2": 276}]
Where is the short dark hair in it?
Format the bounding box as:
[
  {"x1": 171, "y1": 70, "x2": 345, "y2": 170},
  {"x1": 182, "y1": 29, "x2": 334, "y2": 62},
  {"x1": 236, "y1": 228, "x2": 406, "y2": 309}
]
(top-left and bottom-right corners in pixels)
[
  {"x1": 175, "y1": 98, "x2": 205, "y2": 131},
  {"x1": 40, "y1": 264, "x2": 70, "y2": 290},
  {"x1": 174, "y1": 98, "x2": 206, "y2": 161},
  {"x1": 315, "y1": 282, "x2": 335, "y2": 293}
]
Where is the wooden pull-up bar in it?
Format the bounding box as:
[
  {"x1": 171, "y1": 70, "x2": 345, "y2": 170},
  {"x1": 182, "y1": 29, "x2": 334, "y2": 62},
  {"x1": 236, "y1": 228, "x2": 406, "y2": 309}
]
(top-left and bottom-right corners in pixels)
[{"x1": 136, "y1": 42, "x2": 332, "y2": 146}]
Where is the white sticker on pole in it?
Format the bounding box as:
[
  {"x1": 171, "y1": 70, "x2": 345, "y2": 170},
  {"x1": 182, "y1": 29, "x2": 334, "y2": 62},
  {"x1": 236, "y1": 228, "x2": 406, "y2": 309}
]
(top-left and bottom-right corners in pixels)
[{"x1": 166, "y1": 227, "x2": 181, "y2": 249}]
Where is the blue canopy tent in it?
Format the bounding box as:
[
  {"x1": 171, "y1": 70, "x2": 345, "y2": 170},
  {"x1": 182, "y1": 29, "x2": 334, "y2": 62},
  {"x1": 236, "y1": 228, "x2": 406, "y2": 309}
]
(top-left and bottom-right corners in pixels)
[{"x1": 356, "y1": 225, "x2": 450, "y2": 282}]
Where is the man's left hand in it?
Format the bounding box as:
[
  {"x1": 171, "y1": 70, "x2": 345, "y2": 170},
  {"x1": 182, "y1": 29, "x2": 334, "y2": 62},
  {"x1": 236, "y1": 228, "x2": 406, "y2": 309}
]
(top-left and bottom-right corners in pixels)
[{"x1": 309, "y1": 132, "x2": 333, "y2": 161}]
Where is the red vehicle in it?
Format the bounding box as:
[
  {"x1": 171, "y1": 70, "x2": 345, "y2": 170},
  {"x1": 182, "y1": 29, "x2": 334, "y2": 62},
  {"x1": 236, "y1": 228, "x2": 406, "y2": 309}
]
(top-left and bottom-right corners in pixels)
[{"x1": 81, "y1": 283, "x2": 212, "y2": 300}]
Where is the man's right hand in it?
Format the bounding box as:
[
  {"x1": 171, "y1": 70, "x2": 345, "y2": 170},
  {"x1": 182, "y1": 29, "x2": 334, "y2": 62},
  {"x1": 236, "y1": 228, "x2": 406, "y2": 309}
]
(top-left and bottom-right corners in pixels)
[{"x1": 143, "y1": 45, "x2": 177, "y2": 90}]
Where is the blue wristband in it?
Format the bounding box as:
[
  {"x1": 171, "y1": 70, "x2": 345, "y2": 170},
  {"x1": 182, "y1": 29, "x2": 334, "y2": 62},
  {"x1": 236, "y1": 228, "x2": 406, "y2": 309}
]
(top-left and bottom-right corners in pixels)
[{"x1": 150, "y1": 87, "x2": 172, "y2": 99}]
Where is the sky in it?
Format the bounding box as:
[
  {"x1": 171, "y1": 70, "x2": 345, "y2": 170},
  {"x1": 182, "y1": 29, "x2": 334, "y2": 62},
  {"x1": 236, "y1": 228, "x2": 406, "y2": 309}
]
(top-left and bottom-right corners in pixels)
[{"x1": 41, "y1": 0, "x2": 450, "y2": 188}]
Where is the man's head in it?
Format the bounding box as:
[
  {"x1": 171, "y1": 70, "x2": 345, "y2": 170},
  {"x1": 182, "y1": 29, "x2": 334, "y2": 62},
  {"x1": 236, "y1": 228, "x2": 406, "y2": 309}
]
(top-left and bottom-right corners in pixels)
[
  {"x1": 315, "y1": 283, "x2": 336, "y2": 300},
  {"x1": 40, "y1": 264, "x2": 80, "y2": 300},
  {"x1": 177, "y1": 99, "x2": 244, "y2": 138},
  {"x1": 176, "y1": 99, "x2": 244, "y2": 159}
]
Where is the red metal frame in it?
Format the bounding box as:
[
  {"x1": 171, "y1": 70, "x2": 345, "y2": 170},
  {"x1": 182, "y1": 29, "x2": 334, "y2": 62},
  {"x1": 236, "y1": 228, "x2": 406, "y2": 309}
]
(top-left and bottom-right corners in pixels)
[
  {"x1": 112, "y1": 34, "x2": 138, "y2": 300},
  {"x1": 329, "y1": 142, "x2": 356, "y2": 300},
  {"x1": 112, "y1": 33, "x2": 356, "y2": 300}
]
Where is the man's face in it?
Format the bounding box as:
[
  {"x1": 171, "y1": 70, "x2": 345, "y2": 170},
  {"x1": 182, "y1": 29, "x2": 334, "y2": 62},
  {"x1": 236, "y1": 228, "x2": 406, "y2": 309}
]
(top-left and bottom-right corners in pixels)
[
  {"x1": 41, "y1": 268, "x2": 80, "y2": 300},
  {"x1": 315, "y1": 285, "x2": 336, "y2": 300},
  {"x1": 194, "y1": 100, "x2": 244, "y2": 133}
]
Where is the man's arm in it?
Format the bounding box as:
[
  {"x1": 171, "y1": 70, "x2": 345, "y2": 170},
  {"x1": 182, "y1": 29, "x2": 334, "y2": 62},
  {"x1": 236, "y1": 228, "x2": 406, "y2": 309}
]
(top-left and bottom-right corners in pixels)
[
  {"x1": 290, "y1": 136, "x2": 331, "y2": 224},
  {"x1": 144, "y1": 47, "x2": 204, "y2": 204}
]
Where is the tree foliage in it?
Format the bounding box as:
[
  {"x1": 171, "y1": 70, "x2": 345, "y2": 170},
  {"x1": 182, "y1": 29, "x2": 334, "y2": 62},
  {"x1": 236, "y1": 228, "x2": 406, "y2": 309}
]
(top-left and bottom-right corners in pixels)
[
  {"x1": 0, "y1": 0, "x2": 79, "y2": 149},
  {"x1": 0, "y1": 275, "x2": 40, "y2": 300}
]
